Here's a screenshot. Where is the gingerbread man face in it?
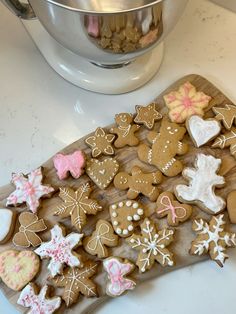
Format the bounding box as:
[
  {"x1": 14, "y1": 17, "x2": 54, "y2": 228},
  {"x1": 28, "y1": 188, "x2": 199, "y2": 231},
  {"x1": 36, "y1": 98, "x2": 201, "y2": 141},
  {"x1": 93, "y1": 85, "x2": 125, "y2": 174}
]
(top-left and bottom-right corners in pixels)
[{"x1": 115, "y1": 113, "x2": 133, "y2": 127}]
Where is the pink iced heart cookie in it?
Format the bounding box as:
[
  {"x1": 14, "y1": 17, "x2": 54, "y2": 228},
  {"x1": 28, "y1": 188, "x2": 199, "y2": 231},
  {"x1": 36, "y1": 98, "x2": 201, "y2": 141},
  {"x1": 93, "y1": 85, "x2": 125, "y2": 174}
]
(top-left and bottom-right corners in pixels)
[
  {"x1": 53, "y1": 150, "x2": 86, "y2": 180},
  {"x1": 0, "y1": 250, "x2": 40, "y2": 291}
]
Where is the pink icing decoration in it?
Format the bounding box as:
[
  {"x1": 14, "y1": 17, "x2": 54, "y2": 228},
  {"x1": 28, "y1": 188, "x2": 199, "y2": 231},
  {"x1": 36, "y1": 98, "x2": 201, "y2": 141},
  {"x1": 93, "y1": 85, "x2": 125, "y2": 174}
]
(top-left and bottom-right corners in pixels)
[
  {"x1": 53, "y1": 150, "x2": 85, "y2": 180},
  {"x1": 157, "y1": 195, "x2": 187, "y2": 224},
  {"x1": 87, "y1": 16, "x2": 100, "y2": 38},
  {"x1": 13, "y1": 265, "x2": 22, "y2": 273}
]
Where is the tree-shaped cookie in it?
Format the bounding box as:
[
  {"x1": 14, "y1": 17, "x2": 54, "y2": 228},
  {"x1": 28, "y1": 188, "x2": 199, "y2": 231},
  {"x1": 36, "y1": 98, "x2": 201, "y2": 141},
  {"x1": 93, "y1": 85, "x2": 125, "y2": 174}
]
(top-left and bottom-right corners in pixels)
[
  {"x1": 134, "y1": 103, "x2": 162, "y2": 129},
  {"x1": 114, "y1": 166, "x2": 162, "y2": 201},
  {"x1": 85, "y1": 127, "x2": 115, "y2": 157},
  {"x1": 190, "y1": 214, "x2": 236, "y2": 267},
  {"x1": 138, "y1": 118, "x2": 188, "y2": 177},
  {"x1": 213, "y1": 104, "x2": 236, "y2": 130},
  {"x1": 83, "y1": 220, "x2": 118, "y2": 258},
  {"x1": 54, "y1": 183, "x2": 102, "y2": 232},
  {"x1": 175, "y1": 153, "x2": 226, "y2": 215},
  {"x1": 126, "y1": 218, "x2": 175, "y2": 272},
  {"x1": 212, "y1": 127, "x2": 236, "y2": 159},
  {"x1": 17, "y1": 284, "x2": 61, "y2": 314},
  {"x1": 52, "y1": 261, "x2": 98, "y2": 307}
]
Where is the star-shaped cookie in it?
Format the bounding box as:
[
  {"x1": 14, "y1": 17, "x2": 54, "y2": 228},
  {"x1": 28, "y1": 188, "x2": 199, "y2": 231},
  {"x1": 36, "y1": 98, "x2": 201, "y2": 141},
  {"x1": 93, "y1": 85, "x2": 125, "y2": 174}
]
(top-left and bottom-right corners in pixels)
[
  {"x1": 134, "y1": 103, "x2": 162, "y2": 129},
  {"x1": 213, "y1": 104, "x2": 236, "y2": 130}
]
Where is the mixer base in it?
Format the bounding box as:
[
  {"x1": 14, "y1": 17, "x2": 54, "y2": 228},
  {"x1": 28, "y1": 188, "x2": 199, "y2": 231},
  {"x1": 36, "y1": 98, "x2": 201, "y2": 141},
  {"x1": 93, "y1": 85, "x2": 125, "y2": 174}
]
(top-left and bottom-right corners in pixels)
[{"x1": 22, "y1": 19, "x2": 164, "y2": 94}]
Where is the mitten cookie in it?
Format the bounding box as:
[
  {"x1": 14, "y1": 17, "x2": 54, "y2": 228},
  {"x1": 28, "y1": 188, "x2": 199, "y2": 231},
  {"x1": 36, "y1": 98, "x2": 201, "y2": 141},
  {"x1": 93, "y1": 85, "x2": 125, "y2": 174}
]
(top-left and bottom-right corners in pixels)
[
  {"x1": 0, "y1": 250, "x2": 40, "y2": 291},
  {"x1": 110, "y1": 113, "x2": 140, "y2": 148},
  {"x1": 213, "y1": 104, "x2": 236, "y2": 130},
  {"x1": 212, "y1": 127, "x2": 236, "y2": 159},
  {"x1": 175, "y1": 153, "x2": 226, "y2": 215},
  {"x1": 34, "y1": 224, "x2": 83, "y2": 277},
  {"x1": 83, "y1": 220, "x2": 118, "y2": 258},
  {"x1": 0, "y1": 208, "x2": 16, "y2": 244},
  {"x1": 6, "y1": 167, "x2": 54, "y2": 214},
  {"x1": 156, "y1": 191, "x2": 192, "y2": 226},
  {"x1": 114, "y1": 166, "x2": 162, "y2": 201},
  {"x1": 13, "y1": 212, "x2": 47, "y2": 248},
  {"x1": 85, "y1": 127, "x2": 115, "y2": 157},
  {"x1": 134, "y1": 103, "x2": 162, "y2": 129},
  {"x1": 164, "y1": 81, "x2": 211, "y2": 123},
  {"x1": 227, "y1": 190, "x2": 236, "y2": 223},
  {"x1": 103, "y1": 257, "x2": 136, "y2": 297},
  {"x1": 52, "y1": 261, "x2": 98, "y2": 307},
  {"x1": 110, "y1": 200, "x2": 145, "y2": 238},
  {"x1": 126, "y1": 218, "x2": 174, "y2": 273},
  {"x1": 138, "y1": 118, "x2": 188, "y2": 177},
  {"x1": 53, "y1": 150, "x2": 86, "y2": 180},
  {"x1": 190, "y1": 214, "x2": 236, "y2": 267},
  {"x1": 17, "y1": 284, "x2": 61, "y2": 314}
]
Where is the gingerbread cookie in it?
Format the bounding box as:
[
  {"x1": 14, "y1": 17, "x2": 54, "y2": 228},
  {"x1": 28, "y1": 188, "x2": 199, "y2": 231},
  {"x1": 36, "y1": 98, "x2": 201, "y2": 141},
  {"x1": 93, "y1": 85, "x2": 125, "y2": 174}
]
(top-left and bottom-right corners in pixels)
[
  {"x1": 84, "y1": 220, "x2": 118, "y2": 258},
  {"x1": 190, "y1": 214, "x2": 236, "y2": 267},
  {"x1": 164, "y1": 81, "x2": 211, "y2": 123},
  {"x1": 34, "y1": 224, "x2": 83, "y2": 277},
  {"x1": 156, "y1": 192, "x2": 192, "y2": 226},
  {"x1": 110, "y1": 113, "x2": 140, "y2": 148},
  {"x1": 13, "y1": 212, "x2": 47, "y2": 248},
  {"x1": 227, "y1": 190, "x2": 236, "y2": 223},
  {"x1": 186, "y1": 115, "x2": 221, "y2": 147},
  {"x1": 127, "y1": 218, "x2": 174, "y2": 273},
  {"x1": 86, "y1": 158, "x2": 119, "y2": 190},
  {"x1": 85, "y1": 127, "x2": 115, "y2": 157},
  {"x1": 134, "y1": 103, "x2": 162, "y2": 129},
  {"x1": 103, "y1": 257, "x2": 136, "y2": 297},
  {"x1": 0, "y1": 208, "x2": 16, "y2": 244},
  {"x1": 175, "y1": 153, "x2": 226, "y2": 215},
  {"x1": 110, "y1": 200, "x2": 145, "y2": 238},
  {"x1": 0, "y1": 250, "x2": 40, "y2": 291},
  {"x1": 138, "y1": 118, "x2": 188, "y2": 177},
  {"x1": 213, "y1": 104, "x2": 236, "y2": 130},
  {"x1": 52, "y1": 261, "x2": 98, "y2": 307},
  {"x1": 54, "y1": 183, "x2": 102, "y2": 232},
  {"x1": 6, "y1": 167, "x2": 54, "y2": 214},
  {"x1": 53, "y1": 150, "x2": 86, "y2": 180},
  {"x1": 114, "y1": 166, "x2": 162, "y2": 201},
  {"x1": 212, "y1": 127, "x2": 236, "y2": 159},
  {"x1": 18, "y1": 284, "x2": 61, "y2": 314}
]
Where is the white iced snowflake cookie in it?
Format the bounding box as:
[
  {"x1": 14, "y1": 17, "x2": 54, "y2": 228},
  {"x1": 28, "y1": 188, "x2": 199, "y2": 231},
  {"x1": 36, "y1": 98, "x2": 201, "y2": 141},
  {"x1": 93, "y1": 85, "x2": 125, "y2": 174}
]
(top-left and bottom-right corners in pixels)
[
  {"x1": 186, "y1": 115, "x2": 221, "y2": 147},
  {"x1": 175, "y1": 153, "x2": 226, "y2": 215},
  {"x1": 0, "y1": 208, "x2": 16, "y2": 244},
  {"x1": 34, "y1": 224, "x2": 83, "y2": 277}
]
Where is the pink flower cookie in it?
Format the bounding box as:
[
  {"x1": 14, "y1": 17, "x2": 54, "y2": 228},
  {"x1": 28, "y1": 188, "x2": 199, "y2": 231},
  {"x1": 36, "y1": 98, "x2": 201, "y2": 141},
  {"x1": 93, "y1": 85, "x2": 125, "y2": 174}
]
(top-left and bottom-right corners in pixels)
[
  {"x1": 34, "y1": 224, "x2": 83, "y2": 277},
  {"x1": 53, "y1": 150, "x2": 86, "y2": 180},
  {"x1": 103, "y1": 257, "x2": 136, "y2": 297},
  {"x1": 6, "y1": 167, "x2": 54, "y2": 214},
  {"x1": 18, "y1": 284, "x2": 61, "y2": 314},
  {"x1": 164, "y1": 81, "x2": 211, "y2": 123}
]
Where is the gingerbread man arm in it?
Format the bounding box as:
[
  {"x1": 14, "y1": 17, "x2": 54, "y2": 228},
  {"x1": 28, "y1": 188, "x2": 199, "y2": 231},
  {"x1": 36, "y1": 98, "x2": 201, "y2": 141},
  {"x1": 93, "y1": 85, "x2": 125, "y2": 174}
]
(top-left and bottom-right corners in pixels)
[
  {"x1": 177, "y1": 141, "x2": 188, "y2": 155},
  {"x1": 131, "y1": 166, "x2": 142, "y2": 175},
  {"x1": 147, "y1": 131, "x2": 159, "y2": 144},
  {"x1": 110, "y1": 127, "x2": 119, "y2": 135},
  {"x1": 127, "y1": 189, "x2": 139, "y2": 200},
  {"x1": 138, "y1": 144, "x2": 153, "y2": 165}
]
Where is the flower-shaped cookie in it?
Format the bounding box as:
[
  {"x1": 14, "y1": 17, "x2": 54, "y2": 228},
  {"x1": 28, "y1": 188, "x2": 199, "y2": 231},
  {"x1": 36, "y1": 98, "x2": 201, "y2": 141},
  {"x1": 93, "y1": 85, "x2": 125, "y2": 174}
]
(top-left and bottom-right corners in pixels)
[
  {"x1": 164, "y1": 81, "x2": 211, "y2": 123},
  {"x1": 85, "y1": 127, "x2": 115, "y2": 157}
]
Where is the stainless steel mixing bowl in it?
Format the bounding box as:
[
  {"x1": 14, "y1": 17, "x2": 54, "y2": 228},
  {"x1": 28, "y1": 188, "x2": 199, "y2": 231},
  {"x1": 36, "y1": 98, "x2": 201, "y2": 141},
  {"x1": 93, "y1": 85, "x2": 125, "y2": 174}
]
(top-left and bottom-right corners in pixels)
[{"x1": 2, "y1": 0, "x2": 188, "y2": 66}]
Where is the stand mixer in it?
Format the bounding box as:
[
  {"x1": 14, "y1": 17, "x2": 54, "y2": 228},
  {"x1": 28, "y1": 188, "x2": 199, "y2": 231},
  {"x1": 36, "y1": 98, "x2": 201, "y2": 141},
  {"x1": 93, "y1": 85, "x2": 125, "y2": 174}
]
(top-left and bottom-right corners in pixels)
[{"x1": 2, "y1": 0, "x2": 189, "y2": 94}]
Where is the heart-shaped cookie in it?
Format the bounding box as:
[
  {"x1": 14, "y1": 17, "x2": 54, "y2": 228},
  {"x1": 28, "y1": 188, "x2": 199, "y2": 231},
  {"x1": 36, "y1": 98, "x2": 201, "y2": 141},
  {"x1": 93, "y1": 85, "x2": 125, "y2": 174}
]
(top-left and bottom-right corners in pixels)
[
  {"x1": 186, "y1": 115, "x2": 221, "y2": 147},
  {"x1": 109, "y1": 200, "x2": 145, "y2": 238},
  {"x1": 0, "y1": 208, "x2": 16, "y2": 244},
  {"x1": 0, "y1": 250, "x2": 40, "y2": 291},
  {"x1": 86, "y1": 158, "x2": 119, "y2": 190}
]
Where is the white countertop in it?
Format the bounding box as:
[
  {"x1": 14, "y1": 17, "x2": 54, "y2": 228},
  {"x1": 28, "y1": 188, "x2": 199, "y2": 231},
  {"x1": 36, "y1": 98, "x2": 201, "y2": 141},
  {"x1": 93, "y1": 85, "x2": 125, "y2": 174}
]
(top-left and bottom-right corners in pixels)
[{"x1": 1, "y1": 0, "x2": 236, "y2": 313}]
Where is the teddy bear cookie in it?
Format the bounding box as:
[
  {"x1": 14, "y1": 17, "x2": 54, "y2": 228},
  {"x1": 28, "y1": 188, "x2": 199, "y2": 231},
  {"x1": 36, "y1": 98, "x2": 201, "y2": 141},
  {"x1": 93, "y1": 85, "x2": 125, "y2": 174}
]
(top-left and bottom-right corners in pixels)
[
  {"x1": 213, "y1": 104, "x2": 236, "y2": 130},
  {"x1": 114, "y1": 166, "x2": 162, "y2": 201},
  {"x1": 138, "y1": 118, "x2": 188, "y2": 177},
  {"x1": 134, "y1": 103, "x2": 162, "y2": 129},
  {"x1": 0, "y1": 208, "x2": 16, "y2": 244},
  {"x1": 110, "y1": 200, "x2": 145, "y2": 238},
  {"x1": 164, "y1": 81, "x2": 211, "y2": 123},
  {"x1": 110, "y1": 113, "x2": 140, "y2": 148}
]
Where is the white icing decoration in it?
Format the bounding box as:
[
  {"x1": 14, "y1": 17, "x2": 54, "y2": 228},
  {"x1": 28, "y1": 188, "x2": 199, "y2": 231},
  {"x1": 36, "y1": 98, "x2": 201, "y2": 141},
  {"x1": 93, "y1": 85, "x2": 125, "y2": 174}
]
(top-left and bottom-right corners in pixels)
[
  {"x1": 133, "y1": 203, "x2": 138, "y2": 209},
  {"x1": 137, "y1": 209, "x2": 144, "y2": 215},
  {"x1": 0, "y1": 209, "x2": 14, "y2": 242}
]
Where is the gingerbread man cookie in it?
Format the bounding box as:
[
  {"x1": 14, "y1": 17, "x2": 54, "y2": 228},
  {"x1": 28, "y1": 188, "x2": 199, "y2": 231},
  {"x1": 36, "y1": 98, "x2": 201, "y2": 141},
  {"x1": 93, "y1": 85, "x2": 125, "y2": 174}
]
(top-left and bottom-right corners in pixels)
[
  {"x1": 83, "y1": 220, "x2": 119, "y2": 258},
  {"x1": 213, "y1": 104, "x2": 236, "y2": 130},
  {"x1": 110, "y1": 113, "x2": 140, "y2": 148},
  {"x1": 134, "y1": 103, "x2": 162, "y2": 129},
  {"x1": 164, "y1": 81, "x2": 211, "y2": 123},
  {"x1": 138, "y1": 118, "x2": 188, "y2": 177},
  {"x1": 0, "y1": 208, "x2": 16, "y2": 244},
  {"x1": 85, "y1": 127, "x2": 115, "y2": 157},
  {"x1": 114, "y1": 166, "x2": 162, "y2": 201}
]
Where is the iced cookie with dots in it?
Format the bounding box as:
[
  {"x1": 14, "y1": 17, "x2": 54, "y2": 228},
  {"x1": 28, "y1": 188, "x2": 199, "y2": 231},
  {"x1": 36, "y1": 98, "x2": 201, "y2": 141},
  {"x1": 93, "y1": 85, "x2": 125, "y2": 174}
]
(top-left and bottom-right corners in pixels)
[
  {"x1": 138, "y1": 118, "x2": 188, "y2": 177},
  {"x1": 0, "y1": 208, "x2": 16, "y2": 244},
  {"x1": 83, "y1": 220, "x2": 119, "y2": 258},
  {"x1": 109, "y1": 200, "x2": 145, "y2": 238},
  {"x1": 134, "y1": 103, "x2": 162, "y2": 129},
  {"x1": 114, "y1": 166, "x2": 162, "y2": 201}
]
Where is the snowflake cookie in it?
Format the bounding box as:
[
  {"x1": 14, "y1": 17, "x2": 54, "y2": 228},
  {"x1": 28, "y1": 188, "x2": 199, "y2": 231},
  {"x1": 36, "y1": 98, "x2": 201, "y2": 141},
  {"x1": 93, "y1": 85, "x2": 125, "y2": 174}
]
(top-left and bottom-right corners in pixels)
[
  {"x1": 164, "y1": 81, "x2": 211, "y2": 123},
  {"x1": 175, "y1": 153, "x2": 226, "y2": 215},
  {"x1": 103, "y1": 257, "x2": 136, "y2": 297},
  {"x1": 52, "y1": 261, "x2": 98, "y2": 307},
  {"x1": 54, "y1": 183, "x2": 102, "y2": 232},
  {"x1": 17, "y1": 284, "x2": 61, "y2": 314},
  {"x1": 134, "y1": 103, "x2": 162, "y2": 129},
  {"x1": 34, "y1": 224, "x2": 83, "y2": 277},
  {"x1": 213, "y1": 104, "x2": 236, "y2": 130},
  {"x1": 126, "y1": 218, "x2": 175, "y2": 273},
  {"x1": 212, "y1": 127, "x2": 236, "y2": 159},
  {"x1": 6, "y1": 167, "x2": 54, "y2": 214},
  {"x1": 190, "y1": 214, "x2": 236, "y2": 267}
]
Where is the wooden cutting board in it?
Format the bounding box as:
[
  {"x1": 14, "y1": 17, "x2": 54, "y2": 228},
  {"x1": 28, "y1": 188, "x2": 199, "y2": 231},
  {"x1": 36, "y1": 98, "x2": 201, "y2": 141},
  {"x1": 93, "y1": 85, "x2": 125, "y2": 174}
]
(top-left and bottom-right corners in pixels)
[{"x1": 1, "y1": 74, "x2": 236, "y2": 314}]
